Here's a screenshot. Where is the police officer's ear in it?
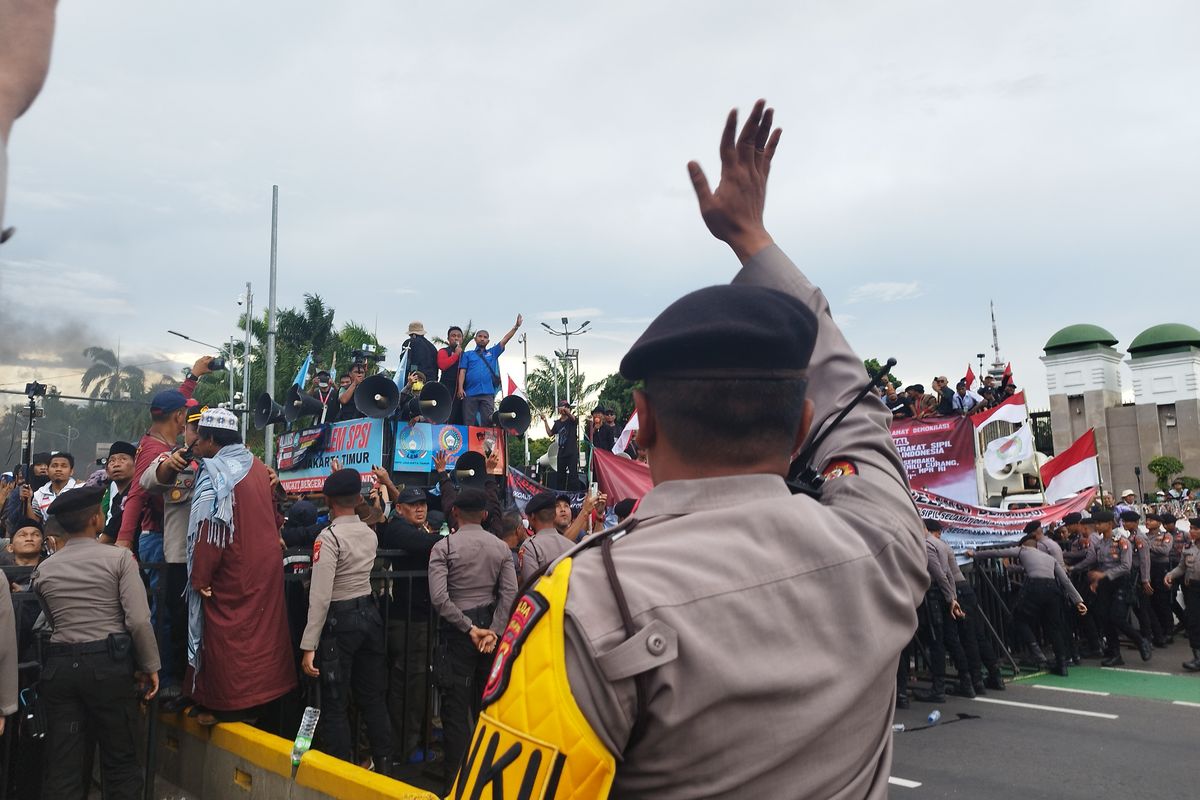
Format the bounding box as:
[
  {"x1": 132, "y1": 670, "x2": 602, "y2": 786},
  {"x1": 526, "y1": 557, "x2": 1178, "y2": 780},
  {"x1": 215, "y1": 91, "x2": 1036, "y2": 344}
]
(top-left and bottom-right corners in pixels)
[
  {"x1": 632, "y1": 389, "x2": 656, "y2": 452},
  {"x1": 791, "y1": 398, "x2": 815, "y2": 459}
]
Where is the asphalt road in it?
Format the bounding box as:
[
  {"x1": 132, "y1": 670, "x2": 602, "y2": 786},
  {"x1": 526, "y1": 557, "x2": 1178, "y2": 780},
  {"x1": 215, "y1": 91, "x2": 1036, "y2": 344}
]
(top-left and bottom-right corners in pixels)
[{"x1": 890, "y1": 639, "x2": 1198, "y2": 798}]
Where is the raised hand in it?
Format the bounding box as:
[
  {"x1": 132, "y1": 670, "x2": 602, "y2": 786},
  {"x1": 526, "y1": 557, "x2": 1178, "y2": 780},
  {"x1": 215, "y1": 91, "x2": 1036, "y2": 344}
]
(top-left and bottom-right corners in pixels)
[
  {"x1": 688, "y1": 98, "x2": 781, "y2": 263},
  {"x1": 433, "y1": 450, "x2": 449, "y2": 474}
]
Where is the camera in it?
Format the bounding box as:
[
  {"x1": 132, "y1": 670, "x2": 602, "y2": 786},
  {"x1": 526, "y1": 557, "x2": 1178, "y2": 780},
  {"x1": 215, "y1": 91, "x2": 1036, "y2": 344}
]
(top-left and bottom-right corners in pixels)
[
  {"x1": 351, "y1": 343, "x2": 380, "y2": 368},
  {"x1": 209, "y1": 356, "x2": 227, "y2": 371},
  {"x1": 24, "y1": 381, "x2": 47, "y2": 398}
]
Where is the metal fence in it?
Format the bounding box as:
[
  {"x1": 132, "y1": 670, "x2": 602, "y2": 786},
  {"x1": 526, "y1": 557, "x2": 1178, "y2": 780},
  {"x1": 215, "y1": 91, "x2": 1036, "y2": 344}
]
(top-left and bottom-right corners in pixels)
[{"x1": 0, "y1": 551, "x2": 444, "y2": 800}]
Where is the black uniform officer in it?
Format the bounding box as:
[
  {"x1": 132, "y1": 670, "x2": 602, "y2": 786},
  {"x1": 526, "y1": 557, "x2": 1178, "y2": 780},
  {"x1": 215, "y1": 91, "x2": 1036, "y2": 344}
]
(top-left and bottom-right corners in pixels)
[
  {"x1": 32, "y1": 485, "x2": 159, "y2": 800},
  {"x1": 299, "y1": 469, "x2": 394, "y2": 774}
]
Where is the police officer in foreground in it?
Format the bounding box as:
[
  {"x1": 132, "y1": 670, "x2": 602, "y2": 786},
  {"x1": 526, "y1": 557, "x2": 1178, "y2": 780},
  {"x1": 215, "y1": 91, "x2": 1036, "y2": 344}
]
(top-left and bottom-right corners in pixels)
[
  {"x1": 427, "y1": 487, "x2": 517, "y2": 794},
  {"x1": 32, "y1": 485, "x2": 159, "y2": 800},
  {"x1": 299, "y1": 469, "x2": 394, "y2": 775},
  {"x1": 451, "y1": 100, "x2": 928, "y2": 799},
  {"x1": 1164, "y1": 520, "x2": 1200, "y2": 671},
  {"x1": 519, "y1": 491, "x2": 576, "y2": 584}
]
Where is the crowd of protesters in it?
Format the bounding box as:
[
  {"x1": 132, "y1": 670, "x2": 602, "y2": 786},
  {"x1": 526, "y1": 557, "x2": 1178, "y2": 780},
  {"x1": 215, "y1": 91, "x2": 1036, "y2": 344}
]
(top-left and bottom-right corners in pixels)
[{"x1": 882, "y1": 372, "x2": 1020, "y2": 420}]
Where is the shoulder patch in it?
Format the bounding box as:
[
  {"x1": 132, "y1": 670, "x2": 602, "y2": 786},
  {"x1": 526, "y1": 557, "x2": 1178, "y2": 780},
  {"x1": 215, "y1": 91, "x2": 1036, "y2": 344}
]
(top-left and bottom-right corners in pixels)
[
  {"x1": 482, "y1": 589, "x2": 548, "y2": 706},
  {"x1": 821, "y1": 460, "x2": 858, "y2": 481},
  {"x1": 312, "y1": 539, "x2": 322, "y2": 564}
]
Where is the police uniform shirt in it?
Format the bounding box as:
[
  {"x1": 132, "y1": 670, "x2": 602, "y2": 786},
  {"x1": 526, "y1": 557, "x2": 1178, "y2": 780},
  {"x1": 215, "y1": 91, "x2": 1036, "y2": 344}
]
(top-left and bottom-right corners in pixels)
[
  {"x1": 0, "y1": 578, "x2": 16, "y2": 716},
  {"x1": 300, "y1": 515, "x2": 377, "y2": 651},
  {"x1": 1037, "y1": 535, "x2": 1065, "y2": 567},
  {"x1": 1131, "y1": 531, "x2": 1152, "y2": 580},
  {"x1": 925, "y1": 533, "x2": 956, "y2": 603},
  {"x1": 1093, "y1": 535, "x2": 1132, "y2": 581},
  {"x1": 31, "y1": 537, "x2": 159, "y2": 671},
  {"x1": 1149, "y1": 530, "x2": 1174, "y2": 566},
  {"x1": 1167, "y1": 543, "x2": 1200, "y2": 586},
  {"x1": 139, "y1": 453, "x2": 195, "y2": 564},
  {"x1": 518, "y1": 528, "x2": 575, "y2": 584},
  {"x1": 552, "y1": 245, "x2": 928, "y2": 799},
  {"x1": 428, "y1": 523, "x2": 517, "y2": 635},
  {"x1": 977, "y1": 546, "x2": 1082, "y2": 604}
]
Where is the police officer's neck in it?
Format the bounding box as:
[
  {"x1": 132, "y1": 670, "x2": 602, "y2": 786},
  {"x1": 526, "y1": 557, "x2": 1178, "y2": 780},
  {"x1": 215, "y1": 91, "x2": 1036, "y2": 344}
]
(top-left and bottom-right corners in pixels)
[{"x1": 647, "y1": 448, "x2": 789, "y2": 484}]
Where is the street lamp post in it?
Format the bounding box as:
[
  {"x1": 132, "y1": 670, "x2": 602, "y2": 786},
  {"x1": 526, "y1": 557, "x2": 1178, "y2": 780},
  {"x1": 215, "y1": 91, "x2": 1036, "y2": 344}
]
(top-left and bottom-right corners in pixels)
[{"x1": 540, "y1": 316, "x2": 591, "y2": 405}]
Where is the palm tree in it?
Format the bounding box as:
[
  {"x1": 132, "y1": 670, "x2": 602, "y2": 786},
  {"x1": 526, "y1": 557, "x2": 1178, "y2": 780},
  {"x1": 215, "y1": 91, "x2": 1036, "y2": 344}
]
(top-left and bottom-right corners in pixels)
[{"x1": 80, "y1": 347, "x2": 146, "y2": 400}]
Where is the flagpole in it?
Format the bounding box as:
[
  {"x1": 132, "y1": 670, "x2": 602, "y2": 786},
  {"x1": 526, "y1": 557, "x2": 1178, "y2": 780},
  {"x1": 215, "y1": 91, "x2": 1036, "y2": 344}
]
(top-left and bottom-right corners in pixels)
[{"x1": 1092, "y1": 428, "x2": 1105, "y2": 507}]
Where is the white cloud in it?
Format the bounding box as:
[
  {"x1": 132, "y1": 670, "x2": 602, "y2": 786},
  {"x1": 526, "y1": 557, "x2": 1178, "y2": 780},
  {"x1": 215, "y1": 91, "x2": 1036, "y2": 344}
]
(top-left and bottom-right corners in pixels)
[{"x1": 846, "y1": 282, "x2": 923, "y2": 305}]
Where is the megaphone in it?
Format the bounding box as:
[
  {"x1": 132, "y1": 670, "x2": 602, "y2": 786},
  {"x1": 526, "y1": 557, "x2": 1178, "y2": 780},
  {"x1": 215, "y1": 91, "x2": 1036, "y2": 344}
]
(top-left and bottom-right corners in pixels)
[
  {"x1": 284, "y1": 384, "x2": 327, "y2": 423},
  {"x1": 492, "y1": 395, "x2": 531, "y2": 436},
  {"x1": 415, "y1": 381, "x2": 452, "y2": 424},
  {"x1": 453, "y1": 451, "x2": 487, "y2": 488},
  {"x1": 253, "y1": 392, "x2": 286, "y2": 430},
  {"x1": 354, "y1": 375, "x2": 400, "y2": 418}
]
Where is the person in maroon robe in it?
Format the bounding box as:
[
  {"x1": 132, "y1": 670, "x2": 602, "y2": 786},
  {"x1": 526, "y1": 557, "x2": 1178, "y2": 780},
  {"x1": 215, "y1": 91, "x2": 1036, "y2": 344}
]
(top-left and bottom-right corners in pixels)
[{"x1": 184, "y1": 408, "x2": 296, "y2": 724}]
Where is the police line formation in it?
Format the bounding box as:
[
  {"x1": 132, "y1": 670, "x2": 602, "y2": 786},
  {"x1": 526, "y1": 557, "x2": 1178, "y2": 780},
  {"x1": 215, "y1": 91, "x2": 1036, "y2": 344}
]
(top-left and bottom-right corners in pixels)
[{"x1": 2, "y1": 100, "x2": 1200, "y2": 800}]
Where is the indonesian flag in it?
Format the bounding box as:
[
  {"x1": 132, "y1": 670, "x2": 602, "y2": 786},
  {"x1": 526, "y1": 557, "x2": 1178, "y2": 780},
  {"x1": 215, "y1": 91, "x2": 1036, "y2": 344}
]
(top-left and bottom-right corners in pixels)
[
  {"x1": 972, "y1": 390, "x2": 1027, "y2": 430},
  {"x1": 613, "y1": 411, "x2": 639, "y2": 455},
  {"x1": 1040, "y1": 429, "x2": 1099, "y2": 504},
  {"x1": 1002, "y1": 362, "x2": 1014, "y2": 386},
  {"x1": 505, "y1": 375, "x2": 525, "y2": 399},
  {"x1": 964, "y1": 364, "x2": 976, "y2": 389}
]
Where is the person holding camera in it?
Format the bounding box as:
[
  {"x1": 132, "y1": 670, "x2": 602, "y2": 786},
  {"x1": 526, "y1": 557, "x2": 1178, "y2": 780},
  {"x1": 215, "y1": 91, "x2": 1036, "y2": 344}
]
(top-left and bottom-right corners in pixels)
[
  {"x1": 307, "y1": 369, "x2": 340, "y2": 423},
  {"x1": 456, "y1": 315, "x2": 522, "y2": 427},
  {"x1": 337, "y1": 362, "x2": 368, "y2": 421},
  {"x1": 543, "y1": 401, "x2": 580, "y2": 490},
  {"x1": 403, "y1": 321, "x2": 440, "y2": 383},
  {"x1": 33, "y1": 485, "x2": 160, "y2": 800}
]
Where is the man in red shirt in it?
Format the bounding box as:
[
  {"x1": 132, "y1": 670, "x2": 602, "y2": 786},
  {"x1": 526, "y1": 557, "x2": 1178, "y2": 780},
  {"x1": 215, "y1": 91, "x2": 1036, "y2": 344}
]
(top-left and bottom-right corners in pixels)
[
  {"x1": 437, "y1": 325, "x2": 465, "y2": 424},
  {"x1": 117, "y1": 355, "x2": 214, "y2": 695}
]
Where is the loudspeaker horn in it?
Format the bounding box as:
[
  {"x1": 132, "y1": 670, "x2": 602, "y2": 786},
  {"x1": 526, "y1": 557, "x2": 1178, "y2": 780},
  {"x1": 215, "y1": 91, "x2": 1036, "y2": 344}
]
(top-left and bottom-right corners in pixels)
[
  {"x1": 416, "y1": 381, "x2": 452, "y2": 424},
  {"x1": 492, "y1": 395, "x2": 531, "y2": 436},
  {"x1": 453, "y1": 450, "x2": 487, "y2": 488},
  {"x1": 284, "y1": 384, "x2": 327, "y2": 423},
  {"x1": 253, "y1": 392, "x2": 286, "y2": 430},
  {"x1": 354, "y1": 375, "x2": 400, "y2": 418}
]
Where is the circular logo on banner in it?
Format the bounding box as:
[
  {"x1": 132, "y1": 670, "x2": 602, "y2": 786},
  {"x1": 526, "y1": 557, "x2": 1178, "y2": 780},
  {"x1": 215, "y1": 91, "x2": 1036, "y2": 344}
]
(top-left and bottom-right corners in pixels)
[{"x1": 439, "y1": 426, "x2": 463, "y2": 453}]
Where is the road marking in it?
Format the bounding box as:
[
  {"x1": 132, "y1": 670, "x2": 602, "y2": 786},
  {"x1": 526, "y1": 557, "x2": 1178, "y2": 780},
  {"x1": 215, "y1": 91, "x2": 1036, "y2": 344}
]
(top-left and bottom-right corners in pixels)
[
  {"x1": 1100, "y1": 666, "x2": 1172, "y2": 676},
  {"x1": 1032, "y1": 685, "x2": 1110, "y2": 697},
  {"x1": 888, "y1": 777, "x2": 922, "y2": 789},
  {"x1": 973, "y1": 697, "x2": 1118, "y2": 719},
  {"x1": 1172, "y1": 700, "x2": 1200, "y2": 708}
]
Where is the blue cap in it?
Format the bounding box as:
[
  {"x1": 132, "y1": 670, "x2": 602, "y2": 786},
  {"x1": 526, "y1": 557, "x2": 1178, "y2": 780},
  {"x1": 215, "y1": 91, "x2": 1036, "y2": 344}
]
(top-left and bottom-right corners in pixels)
[{"x1": 150, "y1": 389, "x2": 188, "y2": 414}]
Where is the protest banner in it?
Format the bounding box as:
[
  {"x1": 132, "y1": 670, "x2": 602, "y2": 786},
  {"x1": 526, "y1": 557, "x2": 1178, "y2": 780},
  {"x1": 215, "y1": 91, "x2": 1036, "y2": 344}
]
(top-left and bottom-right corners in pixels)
[
  {"x1": 891, "y1": 415, "x2": 979, "y2": 505},
  {"x1": 276, "y1": 418, "x2": 384, "y2": 493}
]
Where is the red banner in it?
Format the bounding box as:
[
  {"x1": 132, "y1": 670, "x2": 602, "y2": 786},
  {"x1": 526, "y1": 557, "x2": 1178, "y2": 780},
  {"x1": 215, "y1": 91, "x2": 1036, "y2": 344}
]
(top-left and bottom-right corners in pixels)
[
  {"x1": 890, "y1": 415, "x2": 978, "y2": 505},
  {"x1": 592, "y1": 449, "x2": 652, "y2": 504},
  {"x1": 916, "y1": 487, "x2": 1096, "y2": 552}
]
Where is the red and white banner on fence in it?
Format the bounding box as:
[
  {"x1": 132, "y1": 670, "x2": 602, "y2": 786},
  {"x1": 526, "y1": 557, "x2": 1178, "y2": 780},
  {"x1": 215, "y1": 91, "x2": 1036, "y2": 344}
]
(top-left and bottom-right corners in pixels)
[
  {"x1": 916, "y1": 486, "x2": 1096, "y2": 551},
  {"x1": 890, "y1": 415, "x2": 979, "y2": 505}
]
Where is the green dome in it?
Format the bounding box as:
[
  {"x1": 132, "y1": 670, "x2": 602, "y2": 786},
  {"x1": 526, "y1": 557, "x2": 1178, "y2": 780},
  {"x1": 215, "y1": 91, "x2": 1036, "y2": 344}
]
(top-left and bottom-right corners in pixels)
[
  {"x1": 1044, "y1": 324, "x2": 1118, "y2": 354},
  {"x1": 1128, "y1": 323, "x2": 1200, "y2": 355}
]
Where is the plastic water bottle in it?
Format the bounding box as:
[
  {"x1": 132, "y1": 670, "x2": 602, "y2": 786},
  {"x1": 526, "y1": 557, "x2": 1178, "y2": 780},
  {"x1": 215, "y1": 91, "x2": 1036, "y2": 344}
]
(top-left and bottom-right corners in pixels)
[
  {"x1": 292, "y1": 706, "x2": 321, "y2": 766},
  {"x1": 892, "y1": 723, "x2": 905, "y2": 733},
  {"x1": 440, "y1": 521, "x2": 450, "y2": 537},
  {"x1": 926, "y1": 709, "x2": 941, "y2": 726}
]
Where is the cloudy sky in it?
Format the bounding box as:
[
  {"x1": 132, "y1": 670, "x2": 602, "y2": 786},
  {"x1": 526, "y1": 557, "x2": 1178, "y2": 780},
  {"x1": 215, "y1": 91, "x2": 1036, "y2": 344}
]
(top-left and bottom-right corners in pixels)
[{"x1": 1, "y1": 1, "x2": 1197, "y2": 410}]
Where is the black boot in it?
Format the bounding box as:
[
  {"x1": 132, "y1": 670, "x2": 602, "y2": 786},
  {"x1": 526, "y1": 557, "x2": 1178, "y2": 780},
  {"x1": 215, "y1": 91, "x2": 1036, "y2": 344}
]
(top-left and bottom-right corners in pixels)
[
  {"x1": 973, "y1": 679, "x2": 987, "y2": 696},
  {"x1": 896, "y1": 692, "x2": 910, "y2": 709},
  {"x1": 917, "y1": 679, "x2": 946, "y2": 703},
  {"x1": 949, "y1": 678, "x2": 976, "y2": 698},
  {"x1": 1050, "y1": 660, "x2": 1069, "y2": 677},
  {"x1": 1101, "y1": 652, "x2": 1125, "y2": 667},
  {"x1": 1184, "y1": 649, "x2": 1200, "y2": 672},
  {"x1": 1139, "y1": 639, "x2": 1153, "y2": 662},
  {"x1": 1027, "y1": 643, "x2": 1049, "y2": 670},
  {"x1": 985, "y1": 669, "x2": 1006, "y2": 691}
]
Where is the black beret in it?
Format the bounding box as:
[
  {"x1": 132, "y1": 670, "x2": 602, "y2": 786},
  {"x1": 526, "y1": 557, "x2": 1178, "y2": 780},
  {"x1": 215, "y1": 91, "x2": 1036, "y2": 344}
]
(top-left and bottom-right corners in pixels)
[
  {"x1": 397, "y1": 487, "x2": 427, "y2": 505},
  {"x1": 15, "y1": 517, "x2": 44, "y2": 533},
  {"x1": 452, "y1": 487, "x2": 488, "y2": 513},
  {"x1": 1145, "y1": 513, "x2": 1160, "y2": 523},
  {"x1": 46, "y1": 485, "x2": 106, "y2": 516},
  {"x1": 108, "y1": 441, "x2": 137, "y2": 459},
  {"x1": 1091, "y1": 510, "x2": 1114, "y2": 524},
  {"x1": 1159, "y1": 512, "x2": 1177, "y2": 524},
  {"x1": 323, "y1": 469, "x2": 362, "y2": 498},
  {"x1": 285, "y1": 500, "x2": 318, "y2": 527},
  {"x1": 1023, "y1": 521, "x2": 1042, "y2": 534},
  {"x1": 922, "y1": 518, "x2": 942, "y2": 533},
  {"x1": 1062, "y1": 512, "x2": 1083, "y2": 525},
  {"x1": 525, "y1": 492, "x2": 558, "y2": 516},
  {"x1": 1119, "y1": 510, "x2": 1141, "y2": 523},
  {"x1": 619, "y1": 284, "x2": 818, "y2": 381},
  {"x1": 613, "y1": 497, "x2": 637, "y2": 519}
]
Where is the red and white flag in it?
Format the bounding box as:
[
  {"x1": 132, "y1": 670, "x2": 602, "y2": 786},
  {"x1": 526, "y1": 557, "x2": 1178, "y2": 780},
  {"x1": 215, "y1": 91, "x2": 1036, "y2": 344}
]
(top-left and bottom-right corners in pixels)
[
  {"x1": 963, "y1": 364, "x2": 976, "y2": 389},
  {"x1": 972, "y1": 390, "x2": 1027, "y2": 430},
  {"x1": 1002, "y1": 362, "x2": 1014, "y2": 386},
  {"x1": 613, "y1": 411, "x2": 639, "y2": 455},
  {"x1": 505, "y1": 375, "x2": 525, "y2": 399},
  {"x1": 1040, "y1": 429, "x2": 1099, "y2": 504}
]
